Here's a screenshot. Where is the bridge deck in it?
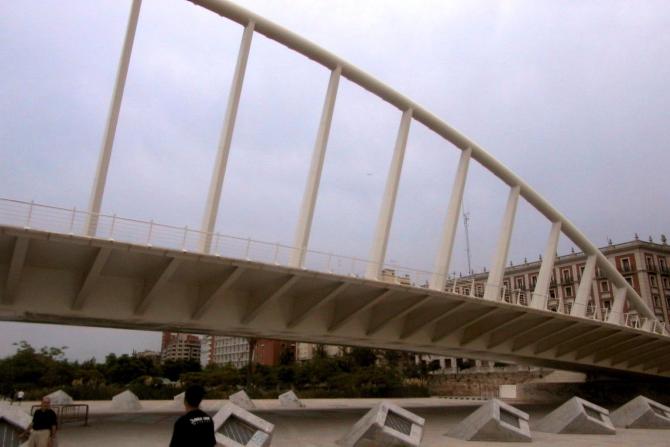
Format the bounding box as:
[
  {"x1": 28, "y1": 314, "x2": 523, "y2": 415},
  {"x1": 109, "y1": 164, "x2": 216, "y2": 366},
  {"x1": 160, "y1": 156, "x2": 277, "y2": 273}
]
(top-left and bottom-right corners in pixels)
[{"x1": 1, "y1": 225, "x2": 669, "y2": 377}]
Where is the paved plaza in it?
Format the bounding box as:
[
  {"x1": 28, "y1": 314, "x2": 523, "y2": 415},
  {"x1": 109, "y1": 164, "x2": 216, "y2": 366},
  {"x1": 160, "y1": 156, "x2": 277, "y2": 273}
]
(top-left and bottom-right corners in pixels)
[{"x1": 6, "y1": 398, "x2": 669, "y2": 446}]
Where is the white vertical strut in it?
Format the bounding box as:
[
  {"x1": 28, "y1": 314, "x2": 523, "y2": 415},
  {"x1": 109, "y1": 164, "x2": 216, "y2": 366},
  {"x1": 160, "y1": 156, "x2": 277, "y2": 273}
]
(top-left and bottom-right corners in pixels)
[
  {"x1": 608, "y1": 286, "x2": 627, "y2": 325},
  {"x1": 200, "y1": 21, "x2": 255, "y2": 253},
  {"x1": 289, "y1": 66, "x2": 342, "y2": 268},
  {"x1": 483, "y1": 185, "x2": 520, "y2": 301},
  {"x1": 365, "y1": 109, "x2": 412, "y2": 280},
  {"x1": 429, "y1": 147, "x2": 471, "y2": 291},
  {"x1": 530, "y1": 221, "x2": 562, "y2": 309},
  {"x1": 86, "y1": 0, "x2": 142, "y2": 236},
  {"x1": 571, "y1": 254, "x2": 596, "y2": 317}
]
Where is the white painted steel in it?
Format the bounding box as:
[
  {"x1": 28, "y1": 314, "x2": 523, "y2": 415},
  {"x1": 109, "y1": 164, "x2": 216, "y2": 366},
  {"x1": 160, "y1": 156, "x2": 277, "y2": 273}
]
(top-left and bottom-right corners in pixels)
[
  {"x1": 186, "y1": 0, "x2": 656, "y2": 321},
  {"x1": 608, "y1": 287, "x2": 627, "y2": 325},
  {"x1": 484, "y1": 186, "x2": 520, "y2": 301},
  {"x1": 530, "y1": 222, "x2": 562, "y2": 309},
  {"x1": 86, "y1": 0, "x2": 142, "y2": 236},
  {"x1": 365, "y1": 109, "x2": 412, "y2": 280},
  {"x1": 430, "y1": 147, "x2": 471, "y2": 291},
  {"x1": 289, "y1": 66, "x2": 341, "y2": 268},
  {"x1": 200, "y1": 21, "x2": 255, "y2": 253},
  {"x1": 572, "y1": 255, "x2": 597, "y2": 317}
]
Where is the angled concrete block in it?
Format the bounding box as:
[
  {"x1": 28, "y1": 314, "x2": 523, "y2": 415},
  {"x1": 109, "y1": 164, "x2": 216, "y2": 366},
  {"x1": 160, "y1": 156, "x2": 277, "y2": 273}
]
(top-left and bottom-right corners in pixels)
[
  {"x1": 111, "y1": 390, "x2": 142, "y2": 411},
  {"x1": 0, "y1": 404, "x2": 31, "y2": 447},
  {"x1": 213, "y1": 402, "x2": 274, "y2": 447},
  {"x1": 173, "y1": 392, "x2": 185, "y2": 409},
  {"x1": 447, "y1": 398, "x2": 531, "y2": 442},
  {"x1": 536, "y1": 397, "x2": 615, "y2": 434},
  {"x1": 278, "y1": 390, "x2": 304, "y2": 408},
  {"x1": 337, "y1": 400, "x2": 424, "y2": 447},
  {"x1": 46, "y1": 389, "x2": 73, "y2": 406},
  {"x1": 610, "y1": 395, "x2": 670, "y2": 429},
  {"x1": 229, "y1": 390, "x2": 255, "y2": 410}
]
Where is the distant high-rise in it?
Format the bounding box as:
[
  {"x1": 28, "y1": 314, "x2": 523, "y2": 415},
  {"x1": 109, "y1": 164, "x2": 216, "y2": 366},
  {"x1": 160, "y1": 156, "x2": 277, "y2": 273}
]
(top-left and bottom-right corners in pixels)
[{"x1": 160, "y1": 332, "x2": 201, "y2": 363}]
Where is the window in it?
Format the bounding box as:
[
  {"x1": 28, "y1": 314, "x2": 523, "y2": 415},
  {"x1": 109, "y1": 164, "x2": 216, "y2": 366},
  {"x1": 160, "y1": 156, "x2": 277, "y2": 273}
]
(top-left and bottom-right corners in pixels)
[
  {"x1": 565, "y1": 301, "x2": 573, "y2": 314},
  {"x1": 550, "y1": 289, "x2": 556, "y2": 299},
  {"x1": 463, "y1": 287, "x2": 470, "y2": 296},
  {"x1": 625, "y1": 277, "x2": 633, "y2": 287},
  {"x1": 650, "y1": 275, "x2": 658, "y2": 288},
  {"x1": 476, "y1": 285, "x2": 483, "y2": 297},
  {"x1": 646, "y1": 255, "x2": 655, "y2": 270},
  {"x1": 515, "y1": 277, "x2": 524, "y2": 289},
  {"x1": 603, "y1": 299, "x2": 612, "y2": 309},
  {"x1": 621, "y1": 257, "x2": 632, "y2": 272},
  {"x1": 653, "y1": 294, "x2": 661, "y2": 308},
  {"x1": 562, "y1": 268, "x2": 572, "y2": 282},
  {"x1": 530, "y1": 274, "x2": 538, "y2": 289},
  {"x1": 600, "y1": 280, "x2": 610, "y2": 292},
  {"x1": 664, "y1": 277, "x2": 670, "y2": 289},
  {"x1": 578, "y1": 265, "x2": 585, "y2": 281},
  {"x1": 659, "y1": 257, "x2": 668, "y2": 271},
  {"x1": 565, "y1": 286, "x2": 573, "y2": 298}
]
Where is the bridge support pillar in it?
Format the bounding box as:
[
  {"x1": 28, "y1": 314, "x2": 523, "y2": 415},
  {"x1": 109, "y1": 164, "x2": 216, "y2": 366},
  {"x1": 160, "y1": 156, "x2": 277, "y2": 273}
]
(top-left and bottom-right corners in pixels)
[
  {"x1": 200, "y1": 21, "x2": 255, "y2": 253},
  {"x1": 530, "y1": 221, "x2": 561, "y2": 309},
  {"x1": 430, "y1": 147, "x2": 471, "y2": 291},
  {"x1": 86, "y1": 0, "x2": 142, "y2": 236},
  {"x1": 607, "y1": 287, "x2": 627, "y2": 325},
  {"x1": 290, "y1": 66, "x2": 341, "y2": 268},
  {"x1": 571, "y1": 254, "x2": 596, "y2": 317},
  {"x1": 365, "y1": 109, "x2": 412, "y2": 280},
  {"x1": 484, "y1": 186, "x2": 520, "y2": 301}
]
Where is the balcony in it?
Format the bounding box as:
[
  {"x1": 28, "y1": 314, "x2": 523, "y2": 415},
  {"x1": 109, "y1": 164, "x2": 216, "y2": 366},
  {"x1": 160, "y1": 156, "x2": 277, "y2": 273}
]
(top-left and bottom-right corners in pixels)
[
  {"x1": 647, "y1": 264, "x2": 658, "y2": 273},
  {"x1": 660, "y1": 266, "x2": 670, "y2": 276},
  {"x1": 618, "y1": 264, "x2": 635, "y2": 274}
]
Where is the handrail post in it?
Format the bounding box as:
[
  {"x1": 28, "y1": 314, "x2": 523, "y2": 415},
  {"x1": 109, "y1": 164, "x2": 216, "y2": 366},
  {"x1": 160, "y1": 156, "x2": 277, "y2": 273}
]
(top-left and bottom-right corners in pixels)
[
  {"x1": 68, "y1": 206, "x2": 77, "y2": 234},
  {"x1": 25, "y1": 200, "x2": 35, "y2": 228}
]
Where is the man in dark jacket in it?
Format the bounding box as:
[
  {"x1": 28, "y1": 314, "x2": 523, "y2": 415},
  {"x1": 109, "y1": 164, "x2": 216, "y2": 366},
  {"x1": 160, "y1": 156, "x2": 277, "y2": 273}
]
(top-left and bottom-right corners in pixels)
[
  {"x1": 25, "y1": 396, "x2": 57, "y2": 447},
  {"x1": 169, "y1": 385, "x2": 216, "y2": 447}
]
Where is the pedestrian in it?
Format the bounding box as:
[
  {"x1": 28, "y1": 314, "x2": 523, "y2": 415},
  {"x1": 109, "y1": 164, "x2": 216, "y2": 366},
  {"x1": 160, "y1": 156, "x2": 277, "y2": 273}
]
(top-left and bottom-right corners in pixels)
[
  {"x1": 16, "y1": 390, "x2": 25, "y2": 405},
  {"x1": 24, "y1": 396, "x2": 58, "y2": 447},
  {"x1": 169, "y1": 385, "x2": 216, "y2": 447}
]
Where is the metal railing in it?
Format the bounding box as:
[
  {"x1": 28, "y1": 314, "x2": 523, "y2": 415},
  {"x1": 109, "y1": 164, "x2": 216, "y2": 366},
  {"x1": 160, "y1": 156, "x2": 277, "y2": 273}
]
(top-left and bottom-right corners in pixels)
[{"x1": 30, "y1": 404, "x2": 89, "y2": 426}]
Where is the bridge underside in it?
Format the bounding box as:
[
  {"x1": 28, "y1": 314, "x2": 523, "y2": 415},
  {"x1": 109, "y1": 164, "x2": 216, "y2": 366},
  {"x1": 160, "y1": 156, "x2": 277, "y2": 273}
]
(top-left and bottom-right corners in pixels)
[{"x1": 1, "y1": 226, "x2": 669, "y2": 378}]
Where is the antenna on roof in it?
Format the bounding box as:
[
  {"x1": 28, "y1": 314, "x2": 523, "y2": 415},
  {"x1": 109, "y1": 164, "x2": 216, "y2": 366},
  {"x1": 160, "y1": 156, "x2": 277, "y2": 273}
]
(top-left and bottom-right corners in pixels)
[{"x1": 462, "y1": 202, "x2": 472, "y2": 275}]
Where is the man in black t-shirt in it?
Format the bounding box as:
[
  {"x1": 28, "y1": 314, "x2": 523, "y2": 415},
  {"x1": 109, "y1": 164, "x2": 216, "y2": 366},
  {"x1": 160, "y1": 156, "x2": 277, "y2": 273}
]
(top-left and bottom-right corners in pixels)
[
  {"x1": 169, "y1": 385, "x2": 216, "y2": 447},
  {"x1": 25, "y1": 396, "x2": 58, "y2": 447}
]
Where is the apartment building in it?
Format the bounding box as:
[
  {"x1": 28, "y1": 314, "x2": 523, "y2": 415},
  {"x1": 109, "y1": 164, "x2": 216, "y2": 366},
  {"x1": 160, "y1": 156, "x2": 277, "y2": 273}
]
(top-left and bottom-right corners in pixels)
[
  {"x1": 160, "y1": 332, "x2": 201, "y2": 363},
  {"x1": 447, "y1": 237, "x2": 670, "y2": 327}
]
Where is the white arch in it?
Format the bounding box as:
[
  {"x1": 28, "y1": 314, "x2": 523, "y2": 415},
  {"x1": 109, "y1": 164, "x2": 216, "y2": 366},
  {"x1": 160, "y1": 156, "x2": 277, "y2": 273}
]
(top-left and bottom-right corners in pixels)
[{"x1": 188, "y1": 0, "x2": 657, "y2": 322}]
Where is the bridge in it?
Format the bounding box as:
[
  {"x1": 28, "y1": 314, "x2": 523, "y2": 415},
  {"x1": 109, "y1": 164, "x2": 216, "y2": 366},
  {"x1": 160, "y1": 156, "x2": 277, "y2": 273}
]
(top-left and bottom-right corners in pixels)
[{"x1": 1, "y1": 0, "x2": 669, "y2": 378}]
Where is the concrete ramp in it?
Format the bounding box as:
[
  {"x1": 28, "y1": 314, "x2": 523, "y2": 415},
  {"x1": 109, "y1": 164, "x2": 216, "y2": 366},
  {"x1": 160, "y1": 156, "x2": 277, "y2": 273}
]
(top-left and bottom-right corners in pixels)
[
  {"x1": 111, "y1": 390, "x2": 142, "y2": 411},
  {"x1": 610, "y1": 395, "x2": 670, "y2": 429},
  {"x1": 46, "y1": 389, "x2": 73, "y2": 405},
  {"x1": 278, "y1": 390, "x2": 305, "y2": 408},
  {"x1": 447, "y1": 398, "x2": 531, "y2": 442},
  {"x1": 536, "y1": 396, "x2": 615, "y2": 434},
  {"x1": 337, "y1": 400, "x2": 424, "y2": 447},
  {"x1": 229, "y1": 390, "x2": 255, "y2": 410},
  {"x1": 213, "y1": 402, "x2": 274, "y2": 447}
]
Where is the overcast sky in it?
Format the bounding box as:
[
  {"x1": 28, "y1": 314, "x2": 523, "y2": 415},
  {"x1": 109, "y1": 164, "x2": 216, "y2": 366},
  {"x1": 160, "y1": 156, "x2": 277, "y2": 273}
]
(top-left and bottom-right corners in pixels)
[{"x1": 1, "y1": 0, "x2": 669, "y2": 361}]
